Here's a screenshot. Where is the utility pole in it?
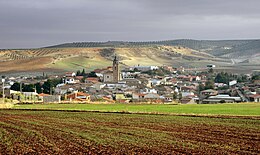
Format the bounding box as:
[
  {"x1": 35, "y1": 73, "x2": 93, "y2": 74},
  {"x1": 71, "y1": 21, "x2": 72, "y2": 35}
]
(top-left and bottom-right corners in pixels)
[{"x1": 2, "y1": 78, "x2": 5, "y2": 104}]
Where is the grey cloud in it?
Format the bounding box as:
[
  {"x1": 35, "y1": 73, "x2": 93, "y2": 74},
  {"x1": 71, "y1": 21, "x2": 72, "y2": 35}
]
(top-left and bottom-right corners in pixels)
[{"x1": 0, "y1": 0, "x2": 260, "y2": 48}]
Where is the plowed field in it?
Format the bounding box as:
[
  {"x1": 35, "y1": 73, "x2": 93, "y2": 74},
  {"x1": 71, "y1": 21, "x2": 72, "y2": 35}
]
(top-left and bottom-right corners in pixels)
[{"x1": 0, "y1": 110, "x2": 259, "y2": 154}]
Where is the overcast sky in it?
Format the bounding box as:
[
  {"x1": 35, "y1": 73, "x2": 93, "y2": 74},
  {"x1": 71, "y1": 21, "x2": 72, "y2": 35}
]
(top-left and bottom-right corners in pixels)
[{"x1": 1, "y1": 0, "x2": 260, "y2": 48}]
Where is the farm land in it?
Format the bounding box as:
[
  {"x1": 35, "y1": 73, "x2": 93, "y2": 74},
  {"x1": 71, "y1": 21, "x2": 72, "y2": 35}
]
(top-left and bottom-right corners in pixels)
[
  {"x1": 0, "y1": 103, "x2": 260, "y2": 154},
  {"x1": 13, "y1": 103, "x2": 260, "y2": 116}
]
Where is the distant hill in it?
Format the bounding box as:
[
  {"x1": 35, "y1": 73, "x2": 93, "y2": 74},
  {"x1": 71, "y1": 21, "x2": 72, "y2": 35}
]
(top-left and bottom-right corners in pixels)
[
  {"x1": 46, "y1": 39, "x2": 254, "y2": 49},
  {"x1": 0, "y1": 39, "x2": 259, "y2": 75},
  {"x1": 46, "y1": 39, "x2": 260, "y2": 59},
  {"x1": 219, "y1": 40, "x2": 260, "y2": 58}
]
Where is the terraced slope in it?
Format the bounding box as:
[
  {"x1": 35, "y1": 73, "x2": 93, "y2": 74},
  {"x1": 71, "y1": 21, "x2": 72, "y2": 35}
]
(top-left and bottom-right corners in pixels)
[
  {"x1": 1, "y1": 39, "x2": 259, "y2": 74},
  {"x1": 0, "y1": 46, "x2": 225, "y2": 74}
]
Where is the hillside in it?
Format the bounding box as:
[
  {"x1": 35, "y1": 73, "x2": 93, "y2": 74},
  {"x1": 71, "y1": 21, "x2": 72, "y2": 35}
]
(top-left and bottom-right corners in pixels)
[
  {"x1": 0, "y1": 39, "x2": 259, "y2": 75},
  {"x1": 0, "y1": 46, "x2": 229, "y2": 74}
]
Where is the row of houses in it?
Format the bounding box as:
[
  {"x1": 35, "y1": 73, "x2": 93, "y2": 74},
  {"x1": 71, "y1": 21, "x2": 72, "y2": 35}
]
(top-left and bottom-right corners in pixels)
[{"x1": 1, "y1": 58, "x2": 259, "y2": 104}]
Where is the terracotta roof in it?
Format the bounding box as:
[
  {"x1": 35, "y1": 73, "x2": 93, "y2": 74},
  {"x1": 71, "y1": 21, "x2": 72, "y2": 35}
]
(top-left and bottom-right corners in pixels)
[
  {"x1": 67, "y1": 92, "x2": 90, "y2": 99},
  {"x1": 248, "y1": 94, "x2": 260, "y2": 98},
  {"x1": 75, "y1": 76, "x2": 84, "y2": 80},
  {"x1": 38, "y1": 93, "x2": 50, "y2": 97}
]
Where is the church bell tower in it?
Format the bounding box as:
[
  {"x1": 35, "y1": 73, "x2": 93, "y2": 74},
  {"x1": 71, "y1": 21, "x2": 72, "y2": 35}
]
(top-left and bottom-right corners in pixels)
[{"x1": 113, "y1": 56, "x2": 119, "y2": 83}]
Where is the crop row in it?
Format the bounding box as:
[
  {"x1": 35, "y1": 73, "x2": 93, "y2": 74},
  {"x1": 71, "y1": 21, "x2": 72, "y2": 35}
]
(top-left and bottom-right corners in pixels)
[
  {"x1": 31, "y1": 49, "x2": 60, "y2": 56},
  {"x1": 3, "y1": 52, "x2": 31, "y2": 60},
  {"x1": 0, "y1": 110, "x2": 259, "y2": 154}
]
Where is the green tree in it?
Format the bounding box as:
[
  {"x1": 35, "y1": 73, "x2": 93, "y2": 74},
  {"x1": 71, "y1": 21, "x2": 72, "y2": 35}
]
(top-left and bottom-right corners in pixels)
[
  {"x1": 252, "y1": 75, "x2": 260, "y2": 80},
  {"x1": 81, "y1": 69, "x2": 86, "y2": 76},
  {"x1": 22, "y1": 84, "x2": 34, "y2": 92},
  {"x1": 205, "y1": 80, "x2": 214, "y2": 90},
  {"x1": 178, "y1": 92, "x2": 182, "y2": 100},
  {"x1": 208, "y1": 68, "x2": 214, "y2": 74},
  {"x1": 35, "y1": 83, "x2": 42, "y2": 94},
  {"x1": 76, "y1": 70, "x2": 81, "y2": 76},
  {"x1": 42, "y1": 79, "x2": 61, "y2": 94},
  {"x1": 88, "y1": 71, "x2": 97, "y2": 77},
  {"x1": 215, "y1": 72, "x2": 230, "y2": 84},
  {"x1": 198, "y1": 83, "x2": 205, "y2": 92},
  {"x1": 10, "y1": 82, "x2": 20, "y2": 91},
  {"x1": 173, "y1": 92, "x2": 178, "y2": 100}
]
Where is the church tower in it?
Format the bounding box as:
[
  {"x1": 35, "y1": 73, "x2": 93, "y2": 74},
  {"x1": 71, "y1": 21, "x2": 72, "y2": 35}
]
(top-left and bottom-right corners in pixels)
[{"x1": 113, "y1": 56, "x2": 120, "y2": 83}]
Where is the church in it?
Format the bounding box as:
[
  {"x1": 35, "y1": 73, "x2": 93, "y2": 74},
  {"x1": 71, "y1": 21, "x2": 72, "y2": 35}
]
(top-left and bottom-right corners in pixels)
[{"x1": 103, "y1": 56, "x2": 120, "y2": 83}]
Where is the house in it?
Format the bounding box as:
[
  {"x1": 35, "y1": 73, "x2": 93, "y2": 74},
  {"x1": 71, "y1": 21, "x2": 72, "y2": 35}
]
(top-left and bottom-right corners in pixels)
[
  {"x1": 123, "y1": 79, "x2": 142, "y2": 87},
  {"x1": 144, "y1": 93, "x2": 160, "y2": 100},
  {"x1": 163, "y1": 94, "x2": 174, "y2": 102},
  {"x1": 180, "y1": 95, "x2": 197, "y2": 104},
  {"x1": 180, "y1": 86, "x2": 196, "y2": 92},
  {"x1": 67, "y1": 92, "x2": 91, "y2": 102},
  {"x1": 141, "y1": 88, "x2": 158, "y2": 94},
  {"x1": 92, "y1": 82, "x2": 106, "y2": 91},
  {"x1": 248, "y1": 94, "x2": 260, "y2": 102},
  {"x1": 162, "y1": 65, "x2": 174, "y2": 72},
  {"x1": 177, "y1": 75, "x2": 193, "y2": 82},
  {"x1": 65, "y1": 77, "x2": 76, "y2": 84},
  {"x1": 115, "y1": 93, "x2": 130, "y2": 103},
  {"x1": 191, "y1": 76, "x2": 201, "y2": 81},
  {"x1": 200, "y1": 89, "x2": 218, "y2": 96},
  {"x1": 130, "y1": 65, "x2": 159, "y2": 72},
  {"x1": 132, "y1": 93, "x2": 146, "y2": 100},
  {"x1": 75, "y1": 76, "x2": 84, "y2": 81},
  {"x1": 65, "y1": 72, "x2": 76, "y2": 77},
  {"x1": 201, "y1": 94, "x2": 241, "y2": 104},
  {"x1": 121, "y1": 72, "x2": 135, "y2": 79},
  {"x1": 38, "y1": 93, "x2": 50, "y2": 101},
  {"x1": 132, "y1": 93, "x2": 160, "y2": 101},
  {"x1": 182, "y1": 91, "x2": 195, "y2": 97},
  {"x1": 147, "y1": 79, "x2": 162, "y2": 87},
  {"x1": 43, "y1": 95, "x2": 61, "y2": 103},
  {"x1": 86, "y1": 77, "x2": 100, "y2": 83}
]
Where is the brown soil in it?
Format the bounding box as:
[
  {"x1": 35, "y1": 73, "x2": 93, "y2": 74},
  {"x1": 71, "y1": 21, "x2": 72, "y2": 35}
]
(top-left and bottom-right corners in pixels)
[{"x1": 0, "y1": 110, "x2": 259, "y2": 155}]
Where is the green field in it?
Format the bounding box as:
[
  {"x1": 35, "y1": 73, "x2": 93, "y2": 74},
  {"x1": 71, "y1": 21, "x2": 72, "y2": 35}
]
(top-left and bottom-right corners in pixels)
[
  {"x1": 51, "y1": 56, "x2": 111, "y2": 71},
  {"x1": 0, "y1": 110, "x2": 259, "y2": 154},
  {"x1": 13, "y1": 103, "x2": 260, "y2": 116}
]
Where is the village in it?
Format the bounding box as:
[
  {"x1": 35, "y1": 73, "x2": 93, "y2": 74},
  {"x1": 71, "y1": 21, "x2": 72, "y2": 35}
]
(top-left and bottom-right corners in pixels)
[{"x1": 1, "y1": 56, "x2": 260, "y2": 104}]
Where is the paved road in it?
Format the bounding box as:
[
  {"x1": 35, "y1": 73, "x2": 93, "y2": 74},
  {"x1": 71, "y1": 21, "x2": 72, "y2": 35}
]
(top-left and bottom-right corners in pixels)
[{"x1": 231, "y1": 59, "x2": 235, "y2": 65}]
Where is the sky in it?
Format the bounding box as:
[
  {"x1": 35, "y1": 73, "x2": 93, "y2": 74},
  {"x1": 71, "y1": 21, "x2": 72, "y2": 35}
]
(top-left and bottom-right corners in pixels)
[{"x1": 1, "y1": 0, "x2": 260, "y2": 48}]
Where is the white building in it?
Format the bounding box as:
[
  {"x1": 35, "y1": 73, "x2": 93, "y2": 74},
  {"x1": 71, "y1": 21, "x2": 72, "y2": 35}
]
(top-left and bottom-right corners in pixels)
[
  {"x1": 130, "y1": 65, "x2": 159, "y2": 72},
  {"x1": 65, "y1": 77, "x2": 76, "y2": 84}
]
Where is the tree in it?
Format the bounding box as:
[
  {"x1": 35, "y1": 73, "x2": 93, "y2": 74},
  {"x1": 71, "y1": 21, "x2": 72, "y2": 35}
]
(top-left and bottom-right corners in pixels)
[
  {"x1": 198, "y1": 83, "x2": 205, "y2": 92},
  {"x1": 178, "y1": 92, "x2": 182, "y2": 100},
  {"x1": 81, "y1": 69, "x2": 86, "y2": 76},
  {"x1": 215, "y1": 72, "x2": 230, "y2": 84},
  {"x1": 88, "y1": 71, "x2": 97, "y2": 77},
  {"x1": 208, "y1": 68, "x2": 214, "y2": 74},
  {"x1": 22, "y1": 84, "x2": 34, "y2": 92},
  {"x1": 42, "y1": 79, "x2": 62, "y2": 94},
  {"x1": 252, "y1": 75, "x2": 260, "y2": 80},
  {"x1": 205, "y1": 80, "x2": 214, "y2": 90},
  {"x1": 35, "y1": 83, "x2": 42, "y2": 94},
  {"x1": 10, "y1": 82, "x2": 20, "y2": 91},
  {"x1": 133, "y1": 68, "x2": 140, "y2": 72},
  {"x1": 173, "y1": 92, "x2": 178, "y2": 100},
  {"x1": 76, "y1": 70, "x2": 81, "y2": 76}
]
